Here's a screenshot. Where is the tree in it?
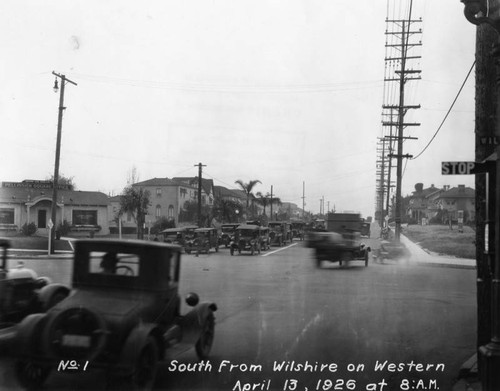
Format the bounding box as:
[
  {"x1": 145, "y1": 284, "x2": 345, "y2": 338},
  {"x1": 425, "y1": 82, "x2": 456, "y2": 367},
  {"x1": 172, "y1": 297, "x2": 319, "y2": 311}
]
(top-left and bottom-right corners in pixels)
[
  {"x1": 119, "y1": 185, "x2": 151, "y2": 239},
  {"x1": 47, "y1": 173, "x2": 75, "y2": 190},
  {"x1": 234, "y1": 179, "x2": 261, "y2": 218},
  {"x1": 255, "y1": 192, "x2": 281, "y2": 217},
  {"x1": 213, "y1": 198, "x2": 242, "y2": 223}
]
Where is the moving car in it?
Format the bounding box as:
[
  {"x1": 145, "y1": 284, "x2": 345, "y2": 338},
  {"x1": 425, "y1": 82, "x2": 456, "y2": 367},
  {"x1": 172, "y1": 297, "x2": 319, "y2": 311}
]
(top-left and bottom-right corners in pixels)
[
  {"x1": 12, "y1": 239, "x2": 217, "y2": 390},
  {"x1": 0, "y1": 238, "x2": 70, "y2": 328},
  {"x1": 185, "y1": 228, "x2": 219, "y2": 255},
  {"x1": 313, "y1": 230, "x2": 371, "y2": 268},
  {"x1": 230, "y1": 224, "x2": 262, "y2": 255}
]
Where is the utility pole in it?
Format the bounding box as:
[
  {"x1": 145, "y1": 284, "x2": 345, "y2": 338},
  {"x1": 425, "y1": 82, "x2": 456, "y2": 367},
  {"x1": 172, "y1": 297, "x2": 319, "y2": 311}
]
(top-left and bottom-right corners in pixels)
[
  {"x1": 460, "y1": 1, "x2": 500, "y2": 388},
  {"x1": 194, "y1": 162, "x2": 206, "y2": 227},
  {"x1": 302, "y1": 181, "x2": 305, "y2": 220},
  {"x1": 383, "y1": 17, "x2": 422, "y2": 241},
  {"x1": 270, "y1": 185, "x2": 274, "y2": 221},
  {"x1": 50, "y1": 72, "x2": 77, "y2": 254}
]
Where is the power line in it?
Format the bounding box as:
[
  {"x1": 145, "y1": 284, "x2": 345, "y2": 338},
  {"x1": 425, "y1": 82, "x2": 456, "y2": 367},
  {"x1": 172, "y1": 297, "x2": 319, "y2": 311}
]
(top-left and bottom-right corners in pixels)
[{"x1": 411, "y1": 60, "x2": 476, "y2": 160}]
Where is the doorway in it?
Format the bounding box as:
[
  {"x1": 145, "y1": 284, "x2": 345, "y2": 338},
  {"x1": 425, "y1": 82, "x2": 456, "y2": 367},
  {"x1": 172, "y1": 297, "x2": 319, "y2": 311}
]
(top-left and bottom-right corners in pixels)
[{"x1": 38, "y1": 209, "x2": 47, "y2": 228}]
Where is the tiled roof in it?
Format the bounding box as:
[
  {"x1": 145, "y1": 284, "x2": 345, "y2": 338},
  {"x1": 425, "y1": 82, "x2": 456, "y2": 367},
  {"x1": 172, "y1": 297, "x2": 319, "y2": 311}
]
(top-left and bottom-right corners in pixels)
[
  {"x1": 214, "y1": 186, "x2": 246, "y2": 200},
  {"x1": 133, "y1": 177, "x2": 190, "y2": 187},
  {"x1": 440, "y1": 186, "x2": 475, "y2": 198}
]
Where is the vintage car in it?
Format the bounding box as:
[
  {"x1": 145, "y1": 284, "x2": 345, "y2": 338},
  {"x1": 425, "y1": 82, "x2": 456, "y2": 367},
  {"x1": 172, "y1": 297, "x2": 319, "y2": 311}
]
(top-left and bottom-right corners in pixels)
[
  {"x1": 12, "y1": 239, "x2": 217, "y2": 390},
  {"x1": 185, "y1": 228, "x2": 219, "y2": 255},
  {"x1": 160, "y1": 225, "x2": 198, "y2": 249},
  {"x1": 218, "y1": 223, "x2": 240, "y2": 248},
  {"x1": 0, "y1": 238, "x2": 70, "y2": 328},
  {"x1": 259, "y1": 227, "x2": 271, "y2": 251},
  {"x1": 230, "y1": 224, "x2": 262, "y2": 255},
  {"x1": 268, "y1": 221, "x2": 292, "y2": 246},
  {"x1": 312, "y1": 230, "x2": 371, "y2": 268},
  {"x1": 360, "y1": 222, "x2": 371, "y2": 238},
  {"x1": 290, "y1": 221, "x2": 305, "y2": 241}
]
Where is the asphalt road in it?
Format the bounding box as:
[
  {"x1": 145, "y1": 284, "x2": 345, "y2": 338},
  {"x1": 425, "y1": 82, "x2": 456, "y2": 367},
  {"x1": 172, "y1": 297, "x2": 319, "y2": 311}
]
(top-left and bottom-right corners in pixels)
[{"x1": 0, "y1": 238, "x2": 476, "y2": 391}]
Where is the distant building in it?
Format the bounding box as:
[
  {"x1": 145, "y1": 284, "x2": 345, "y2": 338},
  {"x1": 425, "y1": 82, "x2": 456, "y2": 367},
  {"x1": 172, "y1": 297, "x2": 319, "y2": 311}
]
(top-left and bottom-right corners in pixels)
[
  {"x1": 407, "y1": 183, "x2": 475, "y2": 224},
  {"x1": 172, "y1": 177, "x2": 215, "y2": 207},
  {"x1": 131, "y1": 177, "x2": 197, "y2": 226},
  {"x1": 0, "y1": 180, "x2": 110, "y2": 235},
  {"x1": 437, "y1": 184, "x2": 475, "y2": 223}
]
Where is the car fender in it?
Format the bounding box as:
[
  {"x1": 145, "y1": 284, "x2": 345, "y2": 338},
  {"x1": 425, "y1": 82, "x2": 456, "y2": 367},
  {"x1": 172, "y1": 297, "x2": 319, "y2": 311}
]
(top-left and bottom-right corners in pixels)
[
  {"x1": 38, "y1": 284, "x2": 71, "y2": 311},
  {"x1": 178, "y1": 302, "x2": 217, "y2": 345},
  {"x1": 117, "y1": 323, "x2": 165, "y2": 371},
  {"x1": 15, "y1": 313, "x2": 47, "y2": 357}
]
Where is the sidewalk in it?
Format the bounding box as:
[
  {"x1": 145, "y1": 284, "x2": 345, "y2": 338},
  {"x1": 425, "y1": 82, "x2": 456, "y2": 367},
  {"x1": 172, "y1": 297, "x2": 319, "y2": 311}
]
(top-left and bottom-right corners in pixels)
[
  {"x1": 394, "y1": 233, "x2": 480, "y2": 390},
  {"x1": 399, "y1": 233, "x2": 476, "y2": 269}
]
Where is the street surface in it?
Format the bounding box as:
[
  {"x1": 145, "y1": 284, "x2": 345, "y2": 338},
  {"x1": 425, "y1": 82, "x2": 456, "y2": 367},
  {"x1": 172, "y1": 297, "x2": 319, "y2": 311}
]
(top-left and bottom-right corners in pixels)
[{"x1": 0, "y1": 237, "x2": 476, "y2": 391}]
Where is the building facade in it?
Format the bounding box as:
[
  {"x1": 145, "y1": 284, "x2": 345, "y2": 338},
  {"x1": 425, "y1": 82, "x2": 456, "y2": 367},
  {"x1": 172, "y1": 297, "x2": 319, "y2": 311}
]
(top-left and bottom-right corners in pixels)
[
  {"x1": 0, "y1": 180, "x2": 110, "y2": 236},
  {"x1": 132, "y1": 178, "x2": 197, "y2": 226}
]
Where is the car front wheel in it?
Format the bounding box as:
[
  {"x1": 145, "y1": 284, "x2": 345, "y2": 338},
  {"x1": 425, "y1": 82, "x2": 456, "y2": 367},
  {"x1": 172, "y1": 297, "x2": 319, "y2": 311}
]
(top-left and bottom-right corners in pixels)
[
  {"x1": 15, "y1": 361, "x2": 51, "y2": 389},
  {"x1": 130, "y1": 336, "x2": 159, "y2": 390},
  {"x1": 196, "y1": 313, "x2": 215, "y2": 360}
]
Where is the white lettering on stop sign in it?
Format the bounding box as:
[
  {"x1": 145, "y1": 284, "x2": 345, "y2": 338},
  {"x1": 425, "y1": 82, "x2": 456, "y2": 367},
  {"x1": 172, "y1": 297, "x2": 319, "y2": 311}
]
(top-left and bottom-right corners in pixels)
[{"x1": 441, "y1": 161, "x2": 475, "y2": 175}]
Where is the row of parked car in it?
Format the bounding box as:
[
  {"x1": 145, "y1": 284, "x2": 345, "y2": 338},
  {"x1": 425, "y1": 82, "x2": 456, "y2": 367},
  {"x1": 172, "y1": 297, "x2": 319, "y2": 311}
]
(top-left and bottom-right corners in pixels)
[{"x1": 159, "y1": 221, "x2": 307, "y2": 256}]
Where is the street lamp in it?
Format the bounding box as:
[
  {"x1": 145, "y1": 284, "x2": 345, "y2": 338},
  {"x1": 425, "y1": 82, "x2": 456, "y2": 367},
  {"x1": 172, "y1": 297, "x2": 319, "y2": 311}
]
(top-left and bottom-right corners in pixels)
[
  {"x1": 49, "y1": 72, "x2": 77, "y2": 254},
  {"x1": 460, "y1": 1, "x2": 500, "y2": 389}
]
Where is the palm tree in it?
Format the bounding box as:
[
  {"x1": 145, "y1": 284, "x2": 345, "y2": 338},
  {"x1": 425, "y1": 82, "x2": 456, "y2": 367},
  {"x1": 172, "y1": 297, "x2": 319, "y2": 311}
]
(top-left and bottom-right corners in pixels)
[
  {"x1": 255, "y1": 192, "x2": 281, "y2": 217},
  {"x1": 234, "y1": 179, "x2": 261, "y2": 218},
  {"x1": 213, "y1": 198, "x2": 242, "y2": 223}
]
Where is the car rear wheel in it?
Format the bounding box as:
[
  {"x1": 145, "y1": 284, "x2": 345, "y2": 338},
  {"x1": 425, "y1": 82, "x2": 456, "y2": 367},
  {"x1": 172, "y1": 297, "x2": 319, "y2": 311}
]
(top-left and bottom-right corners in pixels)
[{"x1": 195, "y1": 313, "x2": 215, "y2": 360}]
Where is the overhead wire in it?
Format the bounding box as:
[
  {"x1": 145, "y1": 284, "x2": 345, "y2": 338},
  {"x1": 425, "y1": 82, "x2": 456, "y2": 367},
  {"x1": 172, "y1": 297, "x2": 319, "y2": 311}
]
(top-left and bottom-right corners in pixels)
[{"x1": 411, "y1": 60, "x2": 476, "y2": 160}]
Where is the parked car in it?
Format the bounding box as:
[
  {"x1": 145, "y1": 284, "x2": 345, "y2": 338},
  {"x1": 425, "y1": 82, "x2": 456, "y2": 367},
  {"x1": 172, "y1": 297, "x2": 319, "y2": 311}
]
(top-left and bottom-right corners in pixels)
[
  {"x1": 259, "y1": 227, "x2": 271, "y2": 251},
  {"x1": 185, "y1": 228, "x2": 219, "y2": 255},
  {"x1": 160, "y1": 225, "x2": 198, "y2": 251},
  {"x1": 290, "y1": 221, "x2": 305, "y2": 241},
  {"x1": 12, "y1": 239, "x2": 217, "y2": 390},
  {"x1": 268, "y1": 221, "x2": 291, "y2": 246},
  {"x1": 0, "y1": 238, "x2": 70, "y2": 328},
  {"x1": 230, "y1": 224, "x2": 261, "y2": 255},
  {"x1": 218, "y1": 223, "x2": 240, "y2": 248}
]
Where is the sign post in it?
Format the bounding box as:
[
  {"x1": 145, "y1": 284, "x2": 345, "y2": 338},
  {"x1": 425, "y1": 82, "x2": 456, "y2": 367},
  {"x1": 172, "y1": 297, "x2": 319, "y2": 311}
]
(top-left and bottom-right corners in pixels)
[{"x1": 47, "y1": 219, "x2": 54, "y2": 255}]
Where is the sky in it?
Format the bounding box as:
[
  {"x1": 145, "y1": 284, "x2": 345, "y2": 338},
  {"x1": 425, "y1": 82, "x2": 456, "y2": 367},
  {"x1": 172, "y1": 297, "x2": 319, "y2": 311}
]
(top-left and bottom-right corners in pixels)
[{"x1": 0, "y1": 0, "x2": 477, "y2": 218}]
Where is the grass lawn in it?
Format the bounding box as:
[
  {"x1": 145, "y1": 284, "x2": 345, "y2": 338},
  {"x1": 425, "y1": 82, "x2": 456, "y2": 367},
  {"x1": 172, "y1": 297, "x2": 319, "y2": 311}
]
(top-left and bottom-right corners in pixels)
[{"x1": 402, "y1": 224, "x2": 476, "y2": 259}]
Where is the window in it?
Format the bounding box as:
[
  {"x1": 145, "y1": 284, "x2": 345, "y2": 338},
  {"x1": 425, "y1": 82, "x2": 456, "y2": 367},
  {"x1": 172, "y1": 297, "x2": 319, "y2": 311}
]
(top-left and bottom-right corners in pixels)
[
  {"x1": 73, "y1": 210, "x2": 97, "y2": 225},
  {"x1": 156, "y1": 188, "x2": 162, "y2": 197},
  {"x1": 168, "y1": 205, "x2": 174, "y2": 218},
  {"x1": 0, "y1": 208, "x2": 14, "y2": 224},
  {"x1": 156, "y1": 205, "x2": 161, "y2": 218},
  {"x1": 89, "y1": 251, "x2": 140, "y2": 277},
  {"x1": 180, "y1": 188, "x2": 187, "y2": 198}
]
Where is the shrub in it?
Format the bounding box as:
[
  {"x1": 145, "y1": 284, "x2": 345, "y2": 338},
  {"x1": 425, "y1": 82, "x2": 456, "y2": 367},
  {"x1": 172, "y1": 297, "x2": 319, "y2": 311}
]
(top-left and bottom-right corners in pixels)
[
  {"x1": 56, "y1": 220, "x2": 71, "y2": 239},
  {"x1": 21, "y1": 222, "x2": 37, "y2": 236},
  {"x1": 151, "y1": 217, "x2": 175, "y2": 235}
]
